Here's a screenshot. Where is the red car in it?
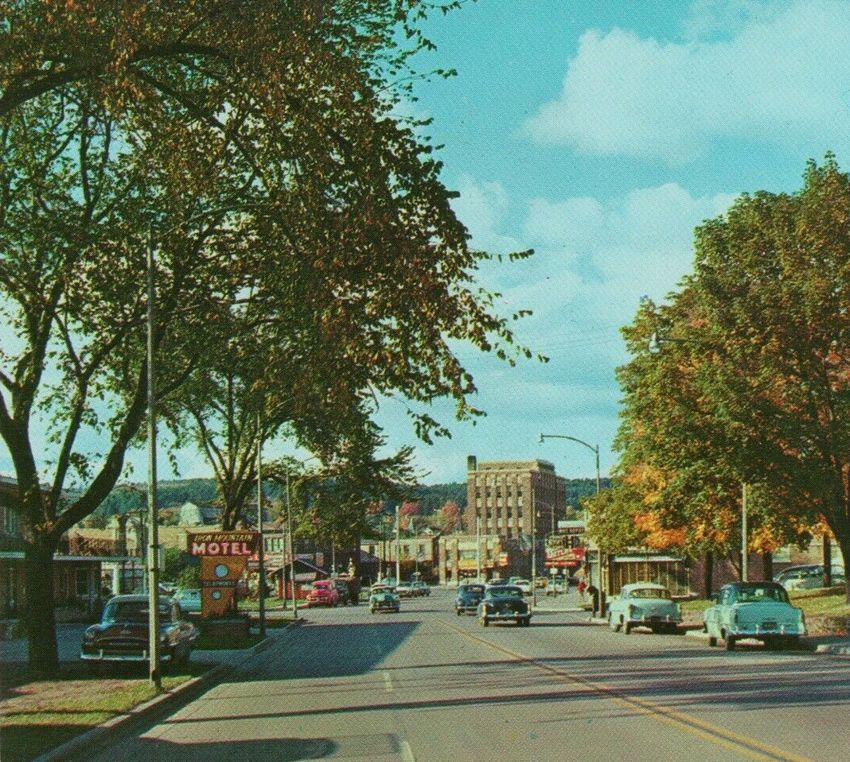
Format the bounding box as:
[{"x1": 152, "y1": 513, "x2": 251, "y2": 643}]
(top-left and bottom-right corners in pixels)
[{"x1": 305, "y1": 579, "x2": 340, "y2": 607}]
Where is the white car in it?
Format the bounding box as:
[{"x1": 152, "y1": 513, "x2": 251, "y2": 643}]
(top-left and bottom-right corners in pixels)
[
  {"x1": 511, "y1": 578, "x2": 532, "y2": 595},
  {"x1": 775, "y1": 565, "x2": 845, "y2": 591},
  {"x1": 607, "y1": 582, "x2": 681, "y2": 634}
]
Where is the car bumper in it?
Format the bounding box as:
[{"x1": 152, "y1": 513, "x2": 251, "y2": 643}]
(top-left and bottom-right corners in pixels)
[
  {"x1": 628, "y1": 615, "x2": 681, "y2": 625},
  {"x1": 483, "y1": 612, "x2": 530, "y2": 620},
  {"x1": 727, "y1": 623, "x2": 806, "y2": 637},
  {"x1": 80, "y1": 649, "x2": 173, "y2": 662}
]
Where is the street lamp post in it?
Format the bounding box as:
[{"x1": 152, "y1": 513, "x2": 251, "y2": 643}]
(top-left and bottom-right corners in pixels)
[
  {"x1": 539, "y1": 433, "x2": 600, "y2": 497},
  {"x1": 540, "y1": 433, "x2": 601, "y2": 614}
]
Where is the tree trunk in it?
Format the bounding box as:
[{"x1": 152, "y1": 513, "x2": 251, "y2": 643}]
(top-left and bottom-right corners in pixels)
[
  {"x1": 702, "y1": 551, "x2": 714, "y2": 598},
  {"x1": 835, "y1": 533, "x2": 850, "y2": 604},
  {"x1": 822, "y1": 534, "x2": 832, "y2": 588},
  {"x1": 761, "y1": 551, "x2": 773, "y2": 582},
  {"x1": 24, "y1": 539, "x2": 59, "y2": 676}
]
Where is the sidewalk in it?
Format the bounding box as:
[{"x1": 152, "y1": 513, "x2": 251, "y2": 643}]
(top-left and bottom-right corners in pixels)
[{"x1": 531, "y1": 587, "x2": 588, "y2": 613}]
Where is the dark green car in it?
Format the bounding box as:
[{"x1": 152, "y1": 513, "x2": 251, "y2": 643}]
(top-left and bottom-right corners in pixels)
[{"x1": 478, "y1": 585, "x2": 531, "y2": 627}]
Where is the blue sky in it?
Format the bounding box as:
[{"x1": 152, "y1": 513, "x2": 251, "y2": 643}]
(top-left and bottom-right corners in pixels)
[
  {"x1": 3, "y1": 0, "x2": 849, "y2": 490},
  {"x1": 369, "y1": 0, "x2": 850, "y2": 485}
]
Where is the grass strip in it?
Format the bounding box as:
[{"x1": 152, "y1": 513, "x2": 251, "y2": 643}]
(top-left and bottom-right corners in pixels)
[{"x1": 0, "y1": 664, "x2": 206, "y2": 762}]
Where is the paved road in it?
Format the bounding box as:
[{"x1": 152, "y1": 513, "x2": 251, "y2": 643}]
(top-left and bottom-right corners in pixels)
[{"x1": 80, "y1": 589, "x2": 850, "y2": 762}]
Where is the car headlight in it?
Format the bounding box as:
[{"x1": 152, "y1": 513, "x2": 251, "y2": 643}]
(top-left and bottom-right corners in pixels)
[{"x1": 83, "y1": 629, "x2": 97, "y2": 643}]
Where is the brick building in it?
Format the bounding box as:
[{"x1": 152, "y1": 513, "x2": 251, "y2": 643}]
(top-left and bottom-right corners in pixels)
[{"x1": 464, "y1": 456, "x2": 567, "y2": 540}]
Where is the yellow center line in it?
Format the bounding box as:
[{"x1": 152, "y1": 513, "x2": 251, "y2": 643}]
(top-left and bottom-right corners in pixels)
[{"x1": 440, "y1": 619, "x2": 813, "y2": 762}]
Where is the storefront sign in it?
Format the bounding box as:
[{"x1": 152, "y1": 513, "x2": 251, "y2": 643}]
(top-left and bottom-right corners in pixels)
[{"x1": 186, "y1": 532, "x2": 259, "y2": 617}]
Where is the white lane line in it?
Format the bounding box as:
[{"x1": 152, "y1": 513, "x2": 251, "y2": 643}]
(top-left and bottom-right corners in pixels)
[
  {"x1": 383, "y1": 671, "x2": 394, "y2": 692},
  {"x1": 400, "y1": 739, "x2": 416, "y2": 762}
]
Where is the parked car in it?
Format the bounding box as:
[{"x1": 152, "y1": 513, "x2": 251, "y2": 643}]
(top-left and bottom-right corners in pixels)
[
  {"x1": 410, "y1": 580, "x2": 430, "y2": 597},
  {"x1": 477, "y1": 584, "x2": 531, "y2": 627},
  {"x1": 172, "y1": 588, "x2": 202, "y2": 614},
  {"x1": 80, "y1": 594, "x2": 197, "y2": 670},
  {"x1": 511, "y1": 578, "x2": 532, "y2": 596},
  {"x1": 606, "y1": 582, "x2": 681, "y2": 634},
  {"x1": 774, "y1": 564, "x2": 845, "y2": 591},
  {"x1": 546, "y1": 578, "x2": 565, "y2": 596},
  {"x1": 369, "y1": 584, "x2": 400, "y2": 613},
  {"x1": 455, "y1": 583, "x2": 486, "y2": 615},
  {"x1": 534, "y1": 576, "x2": 549, "y2": 589},
  {"x1": 396, "y1": 580, "x2": 414, "y2": 598},
  {"x1": 305, "y1": 579, "x2": 340, "y2": 607},
  {"x1": 703, "y1": 582, "x2": 806, "y2": 651},
  {"x1": 331, "y1": 577, "x2": 350, "y2": 605},
  {"x1": 485, "y1": 578, "x2": 509, "y2": 589}
]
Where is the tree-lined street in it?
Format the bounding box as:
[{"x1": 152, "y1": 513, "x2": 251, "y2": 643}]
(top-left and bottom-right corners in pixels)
[{"x1": 74, "y1": 589, "x2": 850, "y2": 762}]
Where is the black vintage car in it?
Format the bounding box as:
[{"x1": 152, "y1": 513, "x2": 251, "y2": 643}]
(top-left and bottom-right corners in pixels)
[
  {"x1": 477, "y1": 585, "x2": 531, "y2": 627},
  {"x1": 80, "y1": 594, "x2": 197, "y2": 671},
  {"x1": 455, "y1": 583, "x2": 486, "y2": 615}
]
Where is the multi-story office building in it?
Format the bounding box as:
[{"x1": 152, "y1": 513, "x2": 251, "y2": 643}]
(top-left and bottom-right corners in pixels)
[{"x1": 464, "y1": 456, "x2": 567, "y2": 540}]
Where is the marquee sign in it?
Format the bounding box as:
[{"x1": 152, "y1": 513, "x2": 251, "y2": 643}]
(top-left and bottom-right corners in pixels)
[
  {"x1": 188, "y1": 531, "x2": 258, "y2": 557},
  {"x1": 186, "y1": 531, "x2": 259, "y2": 617}
]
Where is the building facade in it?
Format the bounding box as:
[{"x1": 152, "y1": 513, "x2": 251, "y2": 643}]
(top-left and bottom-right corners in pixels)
[{"x1": 464, "y1": 456, "x2": 567, "y2": 540}]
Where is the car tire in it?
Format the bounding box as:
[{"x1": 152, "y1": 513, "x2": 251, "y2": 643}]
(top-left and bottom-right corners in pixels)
[
  {"x1": 370, "y1": 607, "x2": 376, "y2": 614},
  {"x1": 623, "y1": 621, "x2": 632, "y2": 635},
  {"x1": 708, "y1": 635, "x2": 717, "y2": 647},
  {"x1": 481, "y1": 617, "x2": 489, "y2": 627},
  {"x1": 610, "y1": 615, "x2": 621, "y2": 633},
  {"x1": 724, "y1": 635, "x2": 736, "y2": 652}
]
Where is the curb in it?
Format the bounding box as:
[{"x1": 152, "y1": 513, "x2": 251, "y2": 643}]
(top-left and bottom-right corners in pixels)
[
  {"x1": 683, "y1": 628, "x2": 850, "y2": 655},
  {"x1": 33, "y1": 620, "x2": 302, "y2": 762}
]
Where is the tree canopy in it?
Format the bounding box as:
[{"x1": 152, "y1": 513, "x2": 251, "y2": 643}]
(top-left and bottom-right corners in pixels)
[
  {"x1": 604, "y1": 157, "x2": 850, "y2": 600},
  {"x1": 0, "y1": 0, "x2": 535, "y2": 672}
]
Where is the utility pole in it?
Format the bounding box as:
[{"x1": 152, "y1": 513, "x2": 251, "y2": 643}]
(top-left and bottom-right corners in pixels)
[
  {"x1": 741, "y1": 483, "x2": 748, "y2": 582},
  {"x1": 146, "y1": 233, "x2": 161, "y2": 691},
  {"x1": 476, "y1": 516, "x2": 481, "y2": 582},
  {"x1": 256, "y1": 411, "x2": 266, "y2": 637},
  {"x1": 395, "y1": 505, "x2": 401, "y2": 584},
  {"x1": 285, "y1": 467, "x2": 297, "y2": 617}
]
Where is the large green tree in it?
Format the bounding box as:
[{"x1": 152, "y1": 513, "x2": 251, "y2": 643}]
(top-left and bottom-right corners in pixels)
[
  {"x1": 0, "y1": 1, "x2": 534, "y2": 673},
  {"x1": 611, "y1": 158, "x2": 850, "y2": 601}
]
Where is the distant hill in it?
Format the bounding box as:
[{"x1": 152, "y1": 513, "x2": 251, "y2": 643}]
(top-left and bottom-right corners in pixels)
[{"x1": 91, "y1": 476, "x2": 603, "y2": 520}]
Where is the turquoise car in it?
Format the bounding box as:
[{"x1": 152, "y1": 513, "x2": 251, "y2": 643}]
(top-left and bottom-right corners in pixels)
[
  {"x1": 369, "y1": 584, "x2": 400, "y2": 614},
  {"x1": 703, "y1": 582, "x2": 806, "y2": 651}
]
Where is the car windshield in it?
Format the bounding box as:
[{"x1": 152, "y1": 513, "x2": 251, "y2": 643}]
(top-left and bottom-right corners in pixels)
[
  {"x1": 486, "y1": 586, "x2": 522, "y2": 599},
  {"x1": 103, "y1": 600, "x2": 169, "y2": 623},
  {"x1": 733, "y1": 585, "x2": 790, "y2": 604},
  {"x1": 629, "y1": 588, "x2": 671, "y2": 600}
]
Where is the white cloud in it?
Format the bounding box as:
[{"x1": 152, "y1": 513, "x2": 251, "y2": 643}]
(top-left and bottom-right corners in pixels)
[{"x1": 524, "y1": 0, "x2": 850, "y2": 163}]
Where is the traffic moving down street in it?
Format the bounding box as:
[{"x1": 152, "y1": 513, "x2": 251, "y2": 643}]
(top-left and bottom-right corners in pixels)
[{"x1": 76, "y1": 587, "x2": 849, "y2": 762}]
